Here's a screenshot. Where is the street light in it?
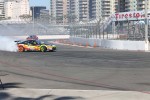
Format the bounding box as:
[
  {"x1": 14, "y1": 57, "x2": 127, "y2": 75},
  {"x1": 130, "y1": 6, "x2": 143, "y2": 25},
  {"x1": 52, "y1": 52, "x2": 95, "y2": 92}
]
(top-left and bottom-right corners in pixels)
[
  {"x1": 145, "y1": 0, "x2": 149, "y2": 51},
  {"x1": 32, "y1": 6, "x2": 35, "y2": 33}
]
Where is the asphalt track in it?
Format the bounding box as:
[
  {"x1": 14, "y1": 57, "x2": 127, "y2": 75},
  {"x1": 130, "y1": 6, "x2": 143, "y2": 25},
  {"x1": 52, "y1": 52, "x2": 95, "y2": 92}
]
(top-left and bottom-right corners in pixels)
[{"x1": 1, "y1": 43, "x2": 150, "y2": 92}]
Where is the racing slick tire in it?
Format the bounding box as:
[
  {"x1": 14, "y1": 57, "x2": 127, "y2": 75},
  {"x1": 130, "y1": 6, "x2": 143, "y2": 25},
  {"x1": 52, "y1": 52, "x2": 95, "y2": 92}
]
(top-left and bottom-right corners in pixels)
[
  {"x1": 40, "y1": 46, "x2": 47, "y2": 52},
  {"x1": 18, "y1": 46, "x2": 25, "y2": 52},
  {"x1": 50, "y1": 50, "x2": 54, "y2": 52}
]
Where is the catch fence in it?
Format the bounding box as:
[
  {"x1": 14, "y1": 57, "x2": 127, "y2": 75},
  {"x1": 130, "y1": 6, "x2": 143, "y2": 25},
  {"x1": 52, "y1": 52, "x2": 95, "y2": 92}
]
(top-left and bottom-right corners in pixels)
[{"x1": 69, "y1": 19, "x2": 150, "y2": 41}]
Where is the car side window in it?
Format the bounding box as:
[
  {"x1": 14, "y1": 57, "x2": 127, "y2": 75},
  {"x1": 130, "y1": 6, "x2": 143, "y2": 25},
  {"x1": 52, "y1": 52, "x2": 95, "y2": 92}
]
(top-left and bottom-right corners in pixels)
[
  {"x1": 22, "y1": 41, "x2": 28, "y2": 45},
  {"x1": 29, "y1": 40, "x2": 37, "y2": 45}
]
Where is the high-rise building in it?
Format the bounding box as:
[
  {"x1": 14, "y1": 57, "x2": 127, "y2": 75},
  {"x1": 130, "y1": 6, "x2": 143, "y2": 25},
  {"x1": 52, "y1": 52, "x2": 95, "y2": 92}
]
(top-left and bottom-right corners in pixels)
[
  {"x1": 124, "y1": 0, "x2": 137, "y2": 11},
  {"x1": 118, "y1": 0, "x2": 150, "y2": 12},
  {"x1": 66, "y1": 0, "x2": 89, "y2": 22},
  {"x1": 78, "y1": 0, "x2": 89, "y2": 21},
  {"x1": 137, "y1": 0, "x2": 150, "y2": 11},
  {"x1": 50, "y1": 0, "x2": 90, "y2": 23},
  {"x1": 50, "y1": 0, "x2": 64, "y2": 23},
  {"x1": 115, "y1": 0, "x2": 119, "y2": 12},
  {"x1": 89, "y1": 0, "x2": 117, "y2": 20},
  {"x1": 63, "y1": 0, "x2": 67, "y2": 23},
  {"x1": 50, "y1": 0, "x2": 150, "y2": 23},
  {"x1": 101, "y1": 0, "x2": 116, "y2": 19},
  {"x1": 5, "y1": 0, "x2": 30, "y2": 20},
  {"x1": 0, "y1": 0, "x2": 5, "y2": 19},
  {"x1": 30, "y1": 6, "x2": 46, "y2": 19}
]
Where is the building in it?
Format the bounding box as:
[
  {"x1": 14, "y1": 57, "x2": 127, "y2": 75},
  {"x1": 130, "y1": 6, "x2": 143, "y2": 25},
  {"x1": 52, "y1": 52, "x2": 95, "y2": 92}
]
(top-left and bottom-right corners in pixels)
[
  {"x1": 78, "y1": 0, "x2": 89, "y2": 21},
  {"x1": 30, "y1": 6, "x2": 46, "y2": 20},
  {"x1": 67, "y1": 0, "x2": 76, "y2": 22},
  {"x1": 118, "y1": 0, "x2": 150, "y2": 12},
  {"x1": 66, "y1": 0, "x2": 89, "y2": 22},
  {"x1": 137, "y1": 0, "x2": 150, "y2": 11},
  {"x1": 89, "y1": 0, "x2": 117, "y2": 20},
  {"x1": 63, "y1": 0, "x2": 67, "y2": 23},
  {"x1": 40, "y1": 9, "x2": 49, "y2": 17},
  {"x1": 114, "y1": 0, "x2": 119, "y2": 12},
  {"x1": 101, "y1": 0, "x2": 116, "y2": 19},
  {"x1": 50, "y1": 0, "x2": 150, "y2": 23},
  {"x1": 123, "y1": 0, "x2": 137, "y2": 12},
  {"x1": 50, "y1": 0, "x2": 89, "y2": 23},
  {"x1": 0, "y1": 0, "x2": 5, "y2": 19},
  {"x1": 50, "y1": 0, "x2": 64, "y2": 23},
  {"x1": 39, "y1": 9, "x2": 49, "y2": 23},
  {"x1": 89, "y1": 0, "x2": 102, "y2": 20},
  {"x1": 5, "y1": 0, "x2": 30, "y2": 20}
]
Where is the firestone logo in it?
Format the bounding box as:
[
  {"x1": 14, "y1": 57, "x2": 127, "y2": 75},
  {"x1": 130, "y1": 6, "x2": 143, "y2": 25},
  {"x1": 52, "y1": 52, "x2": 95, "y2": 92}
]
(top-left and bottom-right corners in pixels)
[
  {"x1": 111, "y1": 11, "x2": 150, "y2": 21},
  {"x1": 115, "y1": 13, "x2": 145, "y2": 20}
]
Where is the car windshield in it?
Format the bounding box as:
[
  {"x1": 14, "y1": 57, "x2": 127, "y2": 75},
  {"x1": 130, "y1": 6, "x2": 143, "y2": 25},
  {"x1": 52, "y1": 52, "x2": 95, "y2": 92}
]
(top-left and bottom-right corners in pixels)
[{"x1": 36, "y1": 40, "x2": 45, "y2": 45}]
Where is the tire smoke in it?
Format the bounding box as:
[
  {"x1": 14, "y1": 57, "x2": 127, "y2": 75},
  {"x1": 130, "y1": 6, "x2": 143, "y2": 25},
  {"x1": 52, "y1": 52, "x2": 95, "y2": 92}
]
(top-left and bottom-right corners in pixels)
[{"x1": 0, "y1": 36, "x2": 18, "y2": 52}]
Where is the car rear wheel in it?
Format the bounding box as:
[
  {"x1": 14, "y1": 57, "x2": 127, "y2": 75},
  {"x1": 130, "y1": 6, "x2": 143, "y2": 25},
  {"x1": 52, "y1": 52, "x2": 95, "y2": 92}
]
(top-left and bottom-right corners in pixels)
[
  {"x1": 18, "y1": 46, "x2": 24, "y2": 52},
  {"x1": 40, "y1": 46, "x2": 47, "y2": 52}
]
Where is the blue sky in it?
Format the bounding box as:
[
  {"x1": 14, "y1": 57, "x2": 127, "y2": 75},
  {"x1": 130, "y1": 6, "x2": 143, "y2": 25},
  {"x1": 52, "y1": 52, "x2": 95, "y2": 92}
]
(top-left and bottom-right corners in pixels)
[{"x1": 29, "y1": 0, "x2": 50, "y2": 9}]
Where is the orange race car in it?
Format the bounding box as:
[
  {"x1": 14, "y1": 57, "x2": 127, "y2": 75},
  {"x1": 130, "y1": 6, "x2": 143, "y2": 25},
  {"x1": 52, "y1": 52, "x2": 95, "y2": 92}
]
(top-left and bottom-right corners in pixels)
[{"x1": 16, "y1": 40, "x2": 56, "y2": 52}]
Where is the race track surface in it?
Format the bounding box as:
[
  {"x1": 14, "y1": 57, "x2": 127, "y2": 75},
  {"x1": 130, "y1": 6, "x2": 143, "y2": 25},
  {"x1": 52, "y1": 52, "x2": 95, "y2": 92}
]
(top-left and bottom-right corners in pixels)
[{"x1": 1, "y1": 44, "x2": 150, "y2": 92}]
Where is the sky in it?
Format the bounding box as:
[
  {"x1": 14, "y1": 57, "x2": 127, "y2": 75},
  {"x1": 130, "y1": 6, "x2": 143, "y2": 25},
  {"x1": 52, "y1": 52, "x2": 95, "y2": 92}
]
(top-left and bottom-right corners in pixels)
[{"x1": 29, "y1": 0, "x2": 50, "y2": 10}]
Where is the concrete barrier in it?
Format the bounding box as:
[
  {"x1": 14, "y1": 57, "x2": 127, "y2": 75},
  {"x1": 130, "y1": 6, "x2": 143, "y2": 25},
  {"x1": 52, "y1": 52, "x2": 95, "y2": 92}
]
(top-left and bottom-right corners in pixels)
[
  {"x1": 70, "y1": 37, "x2": 145, "y2": 51},
  {"x1": 10, "y1": 35, "x2": 145, "y2": 51}
]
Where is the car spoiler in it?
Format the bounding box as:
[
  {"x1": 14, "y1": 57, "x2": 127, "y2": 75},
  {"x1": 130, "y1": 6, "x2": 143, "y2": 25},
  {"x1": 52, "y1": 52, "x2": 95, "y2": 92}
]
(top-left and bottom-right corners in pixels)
[{"x1": 14, "y1": 40, "x2": 21, "y2": 43}]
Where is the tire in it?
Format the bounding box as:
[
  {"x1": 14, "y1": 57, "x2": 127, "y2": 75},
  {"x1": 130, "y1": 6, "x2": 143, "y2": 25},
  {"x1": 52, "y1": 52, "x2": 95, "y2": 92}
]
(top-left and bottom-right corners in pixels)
[
  {"x1": 50, "y1": 47, "x2": 56, "y2": 52},
  {"x1": 40, "y1": 46, "x2": 47, "y2": 52},
  {"x1": 49, "y1": 48, "x2": 54, "y2": 52},
  {"x1": 18, "y1": 46, "x2": 24, "y2": 52}
]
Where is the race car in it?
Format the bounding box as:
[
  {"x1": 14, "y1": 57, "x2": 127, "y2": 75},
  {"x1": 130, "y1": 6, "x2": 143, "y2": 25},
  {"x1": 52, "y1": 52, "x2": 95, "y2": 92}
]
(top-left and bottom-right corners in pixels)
[{"x1": 16, "y1": 40, "x2": 56, "y2": 52}]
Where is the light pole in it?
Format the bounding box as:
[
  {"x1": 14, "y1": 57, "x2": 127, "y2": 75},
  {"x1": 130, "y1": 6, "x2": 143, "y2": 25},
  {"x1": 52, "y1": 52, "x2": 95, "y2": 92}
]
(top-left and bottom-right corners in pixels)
[
  {"x1": 32, "y1": 6, "x2": 35, "y2": 33},
  {"x1": 145, "y1": 0, "x2": 149, "y2": 51}
]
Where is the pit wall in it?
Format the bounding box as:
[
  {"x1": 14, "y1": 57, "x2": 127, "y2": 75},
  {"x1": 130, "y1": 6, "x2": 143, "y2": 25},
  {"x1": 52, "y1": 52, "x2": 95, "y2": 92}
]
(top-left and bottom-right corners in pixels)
[{"x1": 70, "y1": 37, "x2": 145, "y2": 51}]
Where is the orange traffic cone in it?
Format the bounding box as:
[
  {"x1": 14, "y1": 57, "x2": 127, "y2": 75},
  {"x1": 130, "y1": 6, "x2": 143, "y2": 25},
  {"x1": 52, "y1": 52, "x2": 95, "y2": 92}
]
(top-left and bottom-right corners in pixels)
[
  {"x1": 93, "y1": 42, "x2": 97, "y2": 48},
  {"x1": 86, "y1": 42, "x2": 89, "y2": 47}
]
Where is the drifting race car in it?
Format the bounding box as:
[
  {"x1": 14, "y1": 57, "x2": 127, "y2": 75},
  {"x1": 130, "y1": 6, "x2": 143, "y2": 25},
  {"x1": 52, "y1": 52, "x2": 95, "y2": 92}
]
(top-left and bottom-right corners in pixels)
[{"x1": 16, "y1": 40, "x2": 56, "y2": 52}]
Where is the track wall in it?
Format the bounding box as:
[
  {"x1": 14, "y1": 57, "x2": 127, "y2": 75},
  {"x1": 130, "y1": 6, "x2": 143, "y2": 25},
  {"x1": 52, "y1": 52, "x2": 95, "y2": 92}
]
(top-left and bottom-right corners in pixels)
[{"x1": 70, "y1": 37, "x2": 145, "y2": 51}]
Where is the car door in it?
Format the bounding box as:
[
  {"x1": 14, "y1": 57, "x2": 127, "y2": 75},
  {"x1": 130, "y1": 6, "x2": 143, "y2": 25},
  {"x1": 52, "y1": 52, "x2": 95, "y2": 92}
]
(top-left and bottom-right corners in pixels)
[{"x1": 28, "y1": 40, "x2": 40, "y2": 51}]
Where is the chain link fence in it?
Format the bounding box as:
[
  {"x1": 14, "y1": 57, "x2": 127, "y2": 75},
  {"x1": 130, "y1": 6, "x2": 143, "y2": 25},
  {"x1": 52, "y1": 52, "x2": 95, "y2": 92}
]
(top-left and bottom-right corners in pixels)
[
  {"x1": 69, "y1": 18, "x2": 150, "y2": 41},
  {"x1": 0, "y1": 14, "x2": 149, "y2": 41}
]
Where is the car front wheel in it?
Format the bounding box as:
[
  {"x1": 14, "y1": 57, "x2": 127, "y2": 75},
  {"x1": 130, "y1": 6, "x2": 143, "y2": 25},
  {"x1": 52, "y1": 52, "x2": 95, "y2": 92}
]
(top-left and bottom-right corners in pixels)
[{"x1": 40, "y1": 46, "x2": 47, "y2": 52}]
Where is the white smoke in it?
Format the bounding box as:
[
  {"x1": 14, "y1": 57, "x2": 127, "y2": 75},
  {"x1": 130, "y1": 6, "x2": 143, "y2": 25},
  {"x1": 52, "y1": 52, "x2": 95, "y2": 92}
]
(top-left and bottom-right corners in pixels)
[{"x1": 0, "y1": 36, "x2": 18, "y2": 52}]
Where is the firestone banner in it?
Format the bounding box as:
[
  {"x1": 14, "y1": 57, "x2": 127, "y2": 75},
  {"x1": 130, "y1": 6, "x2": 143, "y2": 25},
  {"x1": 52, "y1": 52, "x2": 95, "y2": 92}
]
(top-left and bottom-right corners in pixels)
[{"x1": 111, "y1": 11, "x2": 150, "y2": 21}]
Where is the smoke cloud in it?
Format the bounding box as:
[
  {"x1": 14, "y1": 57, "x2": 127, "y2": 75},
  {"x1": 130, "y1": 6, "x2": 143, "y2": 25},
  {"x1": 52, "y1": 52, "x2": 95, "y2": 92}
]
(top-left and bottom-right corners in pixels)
[{"x1": 0, "y1": 36, "x2": 18, "y2": 52}]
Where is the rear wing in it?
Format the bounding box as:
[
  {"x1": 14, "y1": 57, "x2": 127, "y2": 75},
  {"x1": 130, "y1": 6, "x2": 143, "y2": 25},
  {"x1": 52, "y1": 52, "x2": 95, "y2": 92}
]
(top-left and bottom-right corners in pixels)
[{"x1": 14, "y1": 40, "x2": 21, "y2": 43}]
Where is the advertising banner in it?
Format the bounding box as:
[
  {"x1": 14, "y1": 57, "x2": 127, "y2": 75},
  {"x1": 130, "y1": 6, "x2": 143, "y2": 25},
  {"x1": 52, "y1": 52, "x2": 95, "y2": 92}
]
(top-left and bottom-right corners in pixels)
[{"x1": 111, "y1": 11, "x2": 150, "y2": 21}]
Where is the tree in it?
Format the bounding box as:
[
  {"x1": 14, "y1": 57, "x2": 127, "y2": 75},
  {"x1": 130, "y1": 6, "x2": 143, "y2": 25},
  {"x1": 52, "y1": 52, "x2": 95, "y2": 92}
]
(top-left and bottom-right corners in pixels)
[{"x1": 19, "y1": 14, "x2": 32, "y2": 22}]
